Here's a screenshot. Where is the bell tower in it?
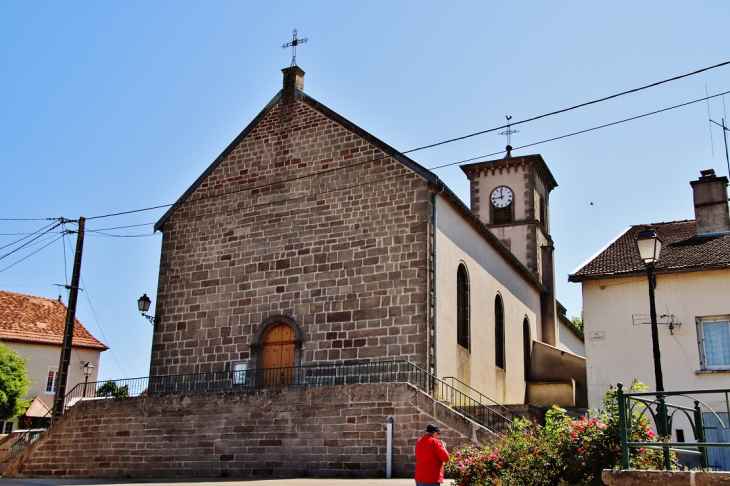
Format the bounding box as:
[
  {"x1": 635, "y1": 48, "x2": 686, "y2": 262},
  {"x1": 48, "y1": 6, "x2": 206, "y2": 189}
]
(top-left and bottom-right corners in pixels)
[{"x1": 461, "y1": 154, "x2": 559, "y2": 345}]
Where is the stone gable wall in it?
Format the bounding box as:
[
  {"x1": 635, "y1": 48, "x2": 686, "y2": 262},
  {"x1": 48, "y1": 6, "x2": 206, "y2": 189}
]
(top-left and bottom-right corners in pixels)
[
  {"x1": 152, "y1": 94, "x2": 433, "y2": 377},
  {"x1": 4, "y1": 383, "x2": 493, "y2": 479}
]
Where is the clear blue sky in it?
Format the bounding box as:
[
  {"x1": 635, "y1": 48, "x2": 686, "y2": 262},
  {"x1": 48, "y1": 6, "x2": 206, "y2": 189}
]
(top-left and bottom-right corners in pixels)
[{"x1": 2, "y1": 1, "x2": 729, "y2": 382}]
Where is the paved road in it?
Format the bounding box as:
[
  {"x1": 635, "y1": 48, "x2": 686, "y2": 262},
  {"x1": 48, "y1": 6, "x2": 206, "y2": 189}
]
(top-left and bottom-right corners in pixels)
[{"x1": 0, "y1": 479, "x2": 456, "y2": 486}]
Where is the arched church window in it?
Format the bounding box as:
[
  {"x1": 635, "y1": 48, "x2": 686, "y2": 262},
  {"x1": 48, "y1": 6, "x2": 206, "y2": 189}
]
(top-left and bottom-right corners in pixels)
[
  {"x1": 457, "y1": 264, "x2": 470, "y2": 350},
  {"x1": 495, "y1": 294, "x2": 505, "y2": 369}
]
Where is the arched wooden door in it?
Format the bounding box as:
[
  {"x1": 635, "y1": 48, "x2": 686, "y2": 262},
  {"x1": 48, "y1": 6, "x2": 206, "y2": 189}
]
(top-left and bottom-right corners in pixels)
[{"x1": 262, "y1": 322, "x2": 296, "y2": 388}]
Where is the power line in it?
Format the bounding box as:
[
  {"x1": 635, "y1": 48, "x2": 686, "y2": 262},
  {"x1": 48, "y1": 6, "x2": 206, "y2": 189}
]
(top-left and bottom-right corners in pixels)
[
  {"x1": 68, "y1": 62, "x2": 728, "y2": 222},
  {"x1": 0, "y1": 220, "x2": 59, "y2": 251},
  {"x1": 79, "y1": 276, "x2": 139, "y2": 378},
  {"x1": 5, "y1": 87, "x2": 729, "y2": 229},
  {"x1": 0, "y1": 222, "x2": 64, "y2": 261},
  {"x1": 85, "y1": 204, "x2": 173, "y2": 221},
  {"x1": 9, "y1": 66, "x2": 730, "y2": 225},
  {"x1": 83, "y1": 87, "x2": 730, "y2": 226},
  {"x1": 0, "y1": 218, "x2": 59, "y2": 221},
  {"x1": 84, "y1": 229, "x2": 157, "y2": 238},
  {"x1": 404, "y1": 60, "x2": 730, "y2": 154},
  {"x1": 159, "y1": 88, "x2": 730, "y2": 225},
  {"x1": 0, "y1": 234, "x2": 64, "y2": 273},
  {"x1": 429, "y1": 89, "x2": 730, "y2": 171}
]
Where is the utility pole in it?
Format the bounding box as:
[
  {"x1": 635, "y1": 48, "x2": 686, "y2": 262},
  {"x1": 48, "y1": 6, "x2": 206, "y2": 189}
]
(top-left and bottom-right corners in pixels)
[{"x1": 52, "y1": 217, "x2": 85, "y2": 422}]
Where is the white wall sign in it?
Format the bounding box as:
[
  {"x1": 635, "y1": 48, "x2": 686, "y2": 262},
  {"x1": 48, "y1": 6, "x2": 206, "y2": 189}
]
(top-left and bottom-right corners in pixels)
[{"x1": 588, "y1": 331, "x2": 605, "y2": 341}]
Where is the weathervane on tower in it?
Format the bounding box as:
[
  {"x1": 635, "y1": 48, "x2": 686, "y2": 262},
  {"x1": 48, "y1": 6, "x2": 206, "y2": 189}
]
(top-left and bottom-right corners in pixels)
[
  {"x1": 499, "y1": 115, "x2": 519, "y2": 158},
  {"x1": 282, "y1": 29, "x2": 308, "y2": 67}
]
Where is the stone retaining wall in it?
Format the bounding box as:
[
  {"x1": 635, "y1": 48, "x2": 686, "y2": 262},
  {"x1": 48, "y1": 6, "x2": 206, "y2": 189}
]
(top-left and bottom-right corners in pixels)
[
  {"x1": 602, "y1": 469, "x2": 730, "y2": 485},
  {"x1": 4, "y1": 382, "x2": 493, "y2": 479}
]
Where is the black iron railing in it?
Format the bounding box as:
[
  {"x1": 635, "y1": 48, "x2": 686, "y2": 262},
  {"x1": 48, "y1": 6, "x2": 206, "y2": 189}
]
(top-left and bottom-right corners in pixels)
[
  {"x1": 9, "y1": 428, "x2": 47, "y2": 459},
  {"x1": 45, "y1": 361, "x2": 512, "y2": 439},
  {"x1": 444, "y1": 375, "x2": 523, "y2": 423},
  {"x1": 617, "y1": 384, "x2": 730, "y2": 470}
]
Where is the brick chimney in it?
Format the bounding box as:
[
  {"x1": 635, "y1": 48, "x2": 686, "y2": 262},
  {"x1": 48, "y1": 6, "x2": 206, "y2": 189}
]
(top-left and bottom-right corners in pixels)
[
  {"x1": 690, "y1": 169, "x2": 730, "y2": 236},
  {"x1": 282, "y1": 66, "x2": 305, "y2": 95}
]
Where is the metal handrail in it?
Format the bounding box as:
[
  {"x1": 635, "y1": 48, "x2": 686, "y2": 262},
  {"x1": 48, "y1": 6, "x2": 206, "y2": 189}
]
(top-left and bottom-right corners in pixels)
[
  {"x1": 443, "y1": 375, "x2": 522, "y2": 420},
  {"x1": 617, "y1": 383, "x2": 730, "y2": 470},
  {"x1": 37, "y1": 360, "x2": 513, "y2": 436}
]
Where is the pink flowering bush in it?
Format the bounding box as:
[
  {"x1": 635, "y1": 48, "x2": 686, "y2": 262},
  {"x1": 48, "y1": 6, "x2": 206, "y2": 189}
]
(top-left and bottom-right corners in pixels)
[{"x1": 445, "y1": 381, "x2": 674, "y2": 486}]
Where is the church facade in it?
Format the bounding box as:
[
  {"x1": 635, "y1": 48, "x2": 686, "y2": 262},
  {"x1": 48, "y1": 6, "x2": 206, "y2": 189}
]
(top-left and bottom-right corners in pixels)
[{"x1": 150, "y1": 66, "x2": 581, "y2": 405}]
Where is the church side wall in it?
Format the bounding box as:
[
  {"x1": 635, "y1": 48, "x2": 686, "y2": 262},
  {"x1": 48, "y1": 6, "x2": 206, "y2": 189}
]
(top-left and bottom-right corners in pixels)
[
  {"x1": 151, "y1": 95, "x2": 432, "y2": 377},
  {"x1": 3, "y1": 383, "x2": 493, "y2": 479},
  {"x1": 435, "y1": 196, "x2": 541, "y2": 404}
]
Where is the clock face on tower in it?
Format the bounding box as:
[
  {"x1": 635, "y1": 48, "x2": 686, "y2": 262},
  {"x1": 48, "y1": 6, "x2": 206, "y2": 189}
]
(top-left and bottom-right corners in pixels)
[{"x1": 490, "y1": 186, "x2": 513, "y2": 208}]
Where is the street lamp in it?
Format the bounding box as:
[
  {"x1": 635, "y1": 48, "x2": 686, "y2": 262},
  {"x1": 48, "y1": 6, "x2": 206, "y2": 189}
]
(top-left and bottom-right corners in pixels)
[
  {"x1": 82, "y1": 361, "x2": 94, "y2": 397},
  {"x1": 635, "y1": 227, "x2": 664, "y2": 392},
  {"x1": 137, "y1": 294, "x2": 159, "y2": 327}
]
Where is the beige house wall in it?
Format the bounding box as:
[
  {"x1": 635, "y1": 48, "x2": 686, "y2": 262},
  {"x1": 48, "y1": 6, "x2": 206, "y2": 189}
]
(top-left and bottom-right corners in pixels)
[
  {"x1": 558, "y1": 321, "x2": 585, "y2": 356},
  {"x1": 1, "y1": 341, "x2": 102, "y2": 424},
  {"x1": 582, "y1": 268, "x2": 730, "y2": 410},
  {"x1": 435, "y1": 195, "x2": 541, "y2": 404}
]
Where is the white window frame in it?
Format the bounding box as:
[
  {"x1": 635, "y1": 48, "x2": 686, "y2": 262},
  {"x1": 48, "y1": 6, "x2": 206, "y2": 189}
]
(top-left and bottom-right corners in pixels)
[
  {"x1": 233, "y1": 362, "x2": 248, "y2": 385},
  {"x1": 45, "y1": 367, "x2": 58, "y2": 394},
  {"x1": 696, "y1": 316, "x2": 730, "y2": 371}
]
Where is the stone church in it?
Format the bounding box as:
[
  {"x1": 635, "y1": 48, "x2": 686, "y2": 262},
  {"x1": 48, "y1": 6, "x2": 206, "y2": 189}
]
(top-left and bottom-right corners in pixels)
[
  {"x1": 1, "y1": 67, "x2": 587, "y2": 480},
  {"x1": 150, "y1": 66, "x2": 585, "y2": 407}
]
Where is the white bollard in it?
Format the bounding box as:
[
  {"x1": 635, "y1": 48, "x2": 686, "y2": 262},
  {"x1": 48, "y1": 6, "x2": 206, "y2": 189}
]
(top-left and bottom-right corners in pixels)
[{"x1": 386, "y1": 417, "x2": 394, "y2": 478}]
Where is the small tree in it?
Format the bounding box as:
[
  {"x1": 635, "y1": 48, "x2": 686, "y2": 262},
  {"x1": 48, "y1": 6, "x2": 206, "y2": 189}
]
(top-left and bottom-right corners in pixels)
[
  {"x1": 0, "y1": 343, "x2": 31, "y2": 421},
  {"x1": 571, "y1": 311, "x2": 585, "y2": 333},
  {"x1": 96, "y1": 381, "x2": 129, "y2": 398}
]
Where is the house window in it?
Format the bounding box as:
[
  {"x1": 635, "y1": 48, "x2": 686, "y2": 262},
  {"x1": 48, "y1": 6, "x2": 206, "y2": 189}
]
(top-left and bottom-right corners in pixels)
[
  {"x1": 233, "y1": 362, "x2": 248, "y2": 384},
  {"x1": 3, "y1": 422, "x2": 12, "y2": 434},
  {"x1": 697, "y1": 317, "x2": 730, "y2": 370},
  {"x1": 45, "y1": 367, "x2": 58, "y2": 394},
  {"x1": 457, "y1": 264, "x2": 470, "y2": 350},
  {"x1": 495, "y1": 295, "x2": 505, "y2": 369}
]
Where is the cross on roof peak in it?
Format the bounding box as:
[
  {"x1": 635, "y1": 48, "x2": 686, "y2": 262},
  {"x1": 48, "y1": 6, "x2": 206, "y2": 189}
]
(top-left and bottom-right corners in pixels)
[{"x1": 282, "y1": 29, "x2": 308, "y2": 67}]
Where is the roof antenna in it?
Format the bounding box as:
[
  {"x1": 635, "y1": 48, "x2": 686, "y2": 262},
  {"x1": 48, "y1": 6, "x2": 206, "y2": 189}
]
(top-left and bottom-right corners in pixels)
[
  {"x1": 710, "y1": 116, "x2": 730, "y2": 179},
  {"x1": 499, "y1": 116, "x2": 519, "y2": 159},
  {"x1": 707, "y1": 90, "x2": 730, "y2": 179}
]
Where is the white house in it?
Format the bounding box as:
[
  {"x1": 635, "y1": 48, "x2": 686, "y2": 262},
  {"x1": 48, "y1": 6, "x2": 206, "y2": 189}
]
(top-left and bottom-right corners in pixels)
[{"x1": 569, "y1": 169, "x2": 730, "y2": 469}]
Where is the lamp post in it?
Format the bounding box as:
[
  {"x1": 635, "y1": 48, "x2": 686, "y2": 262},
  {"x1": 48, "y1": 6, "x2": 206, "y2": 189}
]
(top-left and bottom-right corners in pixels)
[
  {"x1": 82, "y1": 361, "x2": 94, "y2": 397},
  {"x1": 137, "y1": 294, "x2": 159, "y2": 327},
  {"x1": 635, "y1": 227, "x2": 664, "y2": 392}
]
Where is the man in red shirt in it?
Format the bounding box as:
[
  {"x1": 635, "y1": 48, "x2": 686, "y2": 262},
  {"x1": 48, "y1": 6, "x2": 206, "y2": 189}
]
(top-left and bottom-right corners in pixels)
[{"x1": 415, "y1": 424, "x2": 450, "y2": 485}]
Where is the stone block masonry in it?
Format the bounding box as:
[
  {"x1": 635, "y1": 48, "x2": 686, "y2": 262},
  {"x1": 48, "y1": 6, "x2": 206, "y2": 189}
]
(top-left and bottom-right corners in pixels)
[
  {"x1": 4, "y1": 383, "x2": 494, "y2": 479},
  {"x1": 152, "y1": 88, "x2": 433, "y2": 377}
]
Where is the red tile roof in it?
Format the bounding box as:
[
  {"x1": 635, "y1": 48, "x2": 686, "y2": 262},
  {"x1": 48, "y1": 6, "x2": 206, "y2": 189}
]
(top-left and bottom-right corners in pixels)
[
  {"x1": 0, "y1": 291, "x2": 107, "y2": 350},
  {"x1": 569, "y1": 220, "x2": 730, "y2": 282},
  {"x1": 24, "y1": 397, "x2": 51, "y2": 418}
]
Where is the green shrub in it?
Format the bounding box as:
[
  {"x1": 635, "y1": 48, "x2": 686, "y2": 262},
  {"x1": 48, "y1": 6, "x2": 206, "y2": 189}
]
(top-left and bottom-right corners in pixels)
[{"x1": 445, "y1": 381, "x2": 675, "y2": 486}]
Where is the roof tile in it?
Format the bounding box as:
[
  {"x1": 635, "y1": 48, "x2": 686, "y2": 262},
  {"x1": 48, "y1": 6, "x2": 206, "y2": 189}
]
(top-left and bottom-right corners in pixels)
[
  {"x1": 570, "y1": 220, "x2": 730, "y2": 281},
  {"x1": 0, "y1": 291, "x2": 107, "y2": 350}
]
